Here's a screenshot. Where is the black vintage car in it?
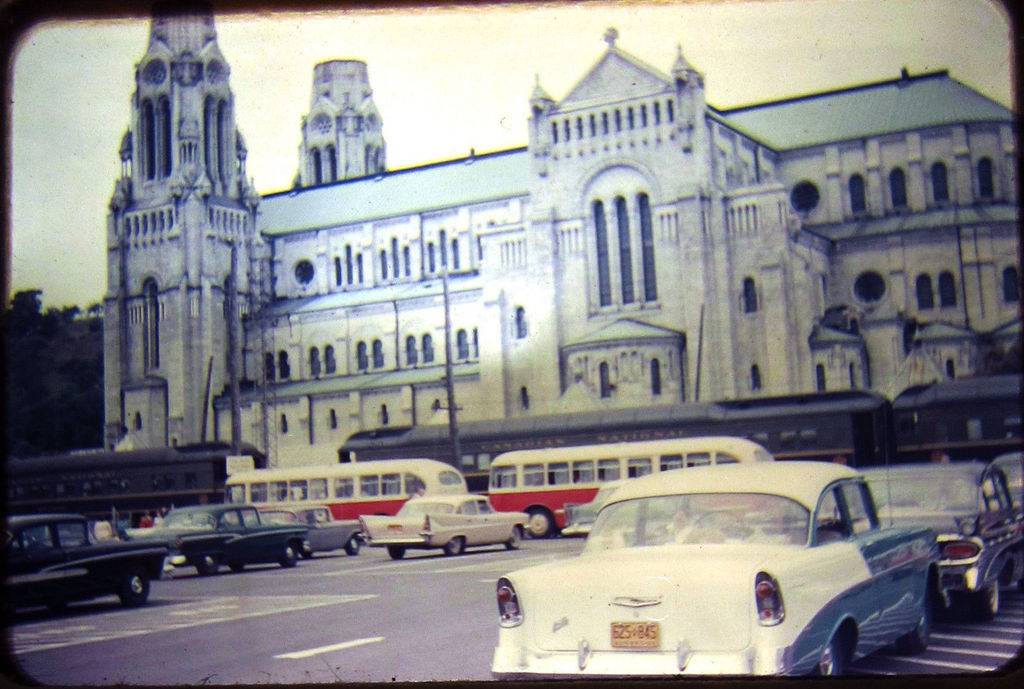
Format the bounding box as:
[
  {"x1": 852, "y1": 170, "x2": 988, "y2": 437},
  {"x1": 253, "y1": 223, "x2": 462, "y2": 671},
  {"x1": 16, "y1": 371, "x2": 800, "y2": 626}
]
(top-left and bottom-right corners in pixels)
[
  {"x1": 128, "y1": 504, "x2": 309, "y2": 576},
  {"x1": 4, "y1": 513, "x2": 168, "y2": 612}
]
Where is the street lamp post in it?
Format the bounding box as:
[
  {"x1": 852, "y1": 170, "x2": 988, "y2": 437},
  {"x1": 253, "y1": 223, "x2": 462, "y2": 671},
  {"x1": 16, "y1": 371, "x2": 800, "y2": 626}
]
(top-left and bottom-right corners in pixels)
[{"x1": 441, "y1": 266, "x2": 463, "y2": 469}]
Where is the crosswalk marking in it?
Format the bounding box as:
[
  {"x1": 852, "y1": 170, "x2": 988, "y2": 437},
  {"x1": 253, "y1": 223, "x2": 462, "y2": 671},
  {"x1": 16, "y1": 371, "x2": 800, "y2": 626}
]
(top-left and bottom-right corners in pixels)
[
  {"x1": 925, "y1": 644, "x2": 1017, "y2": 660},
  {"x1": 275, "y1": 636, "x2": 385, "y2": 659},
  {"x1": 930, "y1": 632, "x2": 1022, "y2": 646},
  {"x1": 878, "y1": 656, "x2": 994, "y2": 672}
]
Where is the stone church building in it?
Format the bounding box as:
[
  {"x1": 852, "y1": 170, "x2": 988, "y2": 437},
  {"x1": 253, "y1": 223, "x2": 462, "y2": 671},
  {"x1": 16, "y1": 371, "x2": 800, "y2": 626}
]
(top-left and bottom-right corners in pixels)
[{"x1": 104, "y1": 10, "x2": 1020, "y2": 467}]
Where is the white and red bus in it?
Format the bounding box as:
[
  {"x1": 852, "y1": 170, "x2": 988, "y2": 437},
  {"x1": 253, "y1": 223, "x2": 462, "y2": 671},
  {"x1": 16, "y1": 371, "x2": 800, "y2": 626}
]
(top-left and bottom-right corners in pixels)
[
  {"x1": 224, "y1": 458, "x2": 466, "y2": 520},
  {"x1": 487, "y1": 437, "x2": 773, "y2": 537}
]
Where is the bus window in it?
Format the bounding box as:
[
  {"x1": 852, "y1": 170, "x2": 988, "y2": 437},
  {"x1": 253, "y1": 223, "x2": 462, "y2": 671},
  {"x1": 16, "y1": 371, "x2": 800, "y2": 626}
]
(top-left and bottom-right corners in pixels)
[
  {"x1": 271, "y1": 481, "x2": 288, "y2": 502},
  {"x1": 597, "y1": 459, "x2": 621, "y2": 481},
  {"x1": 686, "y1": 453, "x2": 711, "y2": 468},
  {"x1": 360, "y1": 475, "x2": 380, "y2": 497},
  {"x1": 548, "y1": 462, "x2": 570, "y2": 485},
  {"x1": 716, "y1": 452, "x2": 740, "y2": 464},
  {"x1": 524, "y1": 464, "x2": 545, "y2": 487},
  {"x1": 491, "y1": 467, "x2": 517, "y2": 489},
  {"x1": 226, "y1": 484, "x2": 246, "y2": 504},
  {"x1": 660, "y1": 454, "x2": 683, "y2": 471},
  {"x1": 289, "y1": 480, "x2": 308, "y2": 501},
  {"x1": 627, "y1": 458, "x2": 652, "y2": 478},
  {"x1": 382, "y1": 473, "x2": 401, "y2": 496},
  {"x1": 405, "y1": 473, "x2": 425, "y2": 495},
  {"x1": 310, "y1": 479, "x2": 328, "y2": 501},
  {"x1": 334, "y1": 477, "x2": 354, "y2": 498},
  {"x1": 251, "y1": 482, "x2": 268, "y2": 503},
  {"x1": 439, "y1": 470, "x2": 463, "y2": 486},
  {"x1": 572, "y1": 460, "x2": 595, "y2": 483}
]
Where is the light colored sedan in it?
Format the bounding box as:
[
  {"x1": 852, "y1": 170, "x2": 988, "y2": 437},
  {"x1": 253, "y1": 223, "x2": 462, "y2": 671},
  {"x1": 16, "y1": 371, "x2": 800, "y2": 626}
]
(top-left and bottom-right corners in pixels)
[
  {"x1": 492, "y1": 462, "x2": 938, "y2": 677},
  {"x1": 360, "y1": 495, "x2": 528, "y2": 560}
]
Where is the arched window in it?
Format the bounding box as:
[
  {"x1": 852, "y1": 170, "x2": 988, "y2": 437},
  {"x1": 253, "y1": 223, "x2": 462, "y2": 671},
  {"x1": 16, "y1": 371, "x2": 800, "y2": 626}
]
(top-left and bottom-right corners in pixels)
[
  {"x1": 334, "y1": 257, "x2": 342, "y2": 286},
  {"x1": 356, "y1": 254, "x2": 364, "y2": 283},
  {"x1": 627, "y1": 107, "x2": 635, "y2": 129},
  {"x1": 653, "y1": 102, "x2": 661, "y2": 125},
  {"x1": 216, "y1": 101, "x2": 228, "y2": 185},
  {"x1": 977, "y1": 157, "x2": 994, "y2": 199},
  {"x1": 380, "y1": 404, "x2": 389, "y2": 426},
  {"x1": 403, "y1": 246, "x2": 411, "y2": 277},
  {"x1": 327, "y1": 145, "x2": 337, "y2": 182},
  {"x1": 406, "y1": 335, "x2": 418, "y2": 366},
  {"x1": 848, "y1": 362, "x2": 857, "y2": 389},
  {"x1": 931, "y1": 162, "x2": 949, "y2": 203},
  {"x1": 422, "y1": 334, "x2": 434, "y2": 363},
  {"x1": 742, "y1": 277, "x2": 758, "y2": 313},
  {"x1": 576, "y1": 117, "x2": 583, "y2": 139},
  {"x1": 515, "y1": 307, "x2": 528, "y2": 339},
  {"x1": 372, "y1": 339, "x2": 384, "y2": 368},
  {"x1": 278, "y1": 351, "x2": 291, "y2": 379},
  {"x1": 280, "y1": 414, "x2": 288, "y2": 434},
  {"x1": 651, "y1": 359, "x2": 662, "y2": 396},
  {"x1": 329, "y1": 409, "x2": 338, "y2": 429},
  {"x1": 356, "y1": 342, "x2": 368, "y2": 371},
  {"x1": 848, "y1": 174, "x2": 866, "y2": 214},
  {"x1": 380, "y1": 250, "x2": 388, "y2": 280},
  {"x1": 142, "y1": 99, "x2": 156, "y2": 180},
  {"x1": 593, "y1": 200, "x2": 611, "y2": 306},
  {"x1": 439, "y1": 230, "x2": 448, "y2": 267},
  {"x1": 134, "y1": 412, "x2": 143, "y2": 431},
  {"x1": 312, "y1": 148, "x2": 322, "y2": 185},
  {"x1": 599, "y1": 362, "x2": 612, "y2": 398},
  {"x1": 324, "y1": 345, "x2": 336, "y2": 374},
  {"x1": 345, "y1": 245, "x2": 353, "y2": 285},
  {"x1": 265, "y1": 352, "x2": 276, "y2": 381},
  {"x1": 614, "y1": 110, "x2": 622, "y2": 132},
  {"x1": 564, "y1": 119, "x2": 571, "y2": 141},
  {"x1": 143, "y1": 278, "x2": 160, "y2": 370},
  {"x1": 427, "y1": 243, "x2": 436, "y2": 273},
  {"x1": 1003, "y1": 266, "x2": 1020, "y2": 303},
  {"x1": 640, "y1": 104, "x2": 648, "y2": 127},
  {"x1": 456, "y1": 329, "x2": 469, "y2": 360},
  {"x1": 815, "y1": 364, "x2": 826, "y2": 392},
  {"x1": 203, "y1": 97, "x2": 216, "y2": 184},
  {"x1": 601, "y1": 112, "x2": 609, "y2": 134},
  {"x1": 391, "y1": 238, "x2": 399, "y2": 280},
  {"x1": 889, "y1": 168, "x2": 907, "y2": 209},
  {"x1": 309, "y1": 347, "x2": 321, "y2": 377},
  {"x1": 589, "y1": 114, "x2": 596, "y2": 136},
  {"x1": 638, "y1": 193, "x2": 657, "y2": 301},
  {"x1": 520, "y1": 386, "x2": 530, "y2": 410},
  {"x1": 158, "y1": 96, "x2": 171, "y2": 178},
  {"x1": 915, "y1": 274, "x2": 934, "y2": 310},
  {"x1": 615, "y1": 196, "x2": 634, "y2": 304},
  {"x1": 551, "y1": 121, "x2": 559, "y2": 143},
  {"x1": 666, "y1": 100, "x2": 675, "y2": 123},
  {"x1": 938, "y1": 271, "x2": 957, "y2": 307},
  {"x1": 750, "y1": 364, "x2": 762, "y2": 392},
  {"x1": 945, "y1": 359, "x2": 956, "y2": 379},
  {"x1": 452, "y1": 239, "x2": 460, "y2": 270},
  {"x1": 472, "y1": 328, "x2": 479, "y2": 358}
]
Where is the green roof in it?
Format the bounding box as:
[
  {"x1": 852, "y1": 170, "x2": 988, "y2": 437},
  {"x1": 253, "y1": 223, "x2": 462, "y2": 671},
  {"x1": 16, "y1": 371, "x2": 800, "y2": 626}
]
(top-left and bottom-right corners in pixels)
[
  {"x1": 717, "y1": 72, "x2": 1013, "y2": 151},
  {"x1": 259, "y1": 148, "x2": 529, "y2": 237}
]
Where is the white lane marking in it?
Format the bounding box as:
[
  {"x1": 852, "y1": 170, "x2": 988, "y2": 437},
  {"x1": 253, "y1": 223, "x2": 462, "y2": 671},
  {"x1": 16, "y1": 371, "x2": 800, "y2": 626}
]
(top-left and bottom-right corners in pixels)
[
  {"x1": 931, "y1": 632, "x2": 1023, "y2": 646},
  {"x1": 275, "y1": 636, "x2": 385, "y2": 659},
  {"x1": 431, "y1": 555, "x2": 559, "y2": 574},
  {"x1": 879, "y1": 657, "x2": 993, "y2": 672},
  {"x1": 925, "y1": 645, "x2": 1017, "y2": 660}
]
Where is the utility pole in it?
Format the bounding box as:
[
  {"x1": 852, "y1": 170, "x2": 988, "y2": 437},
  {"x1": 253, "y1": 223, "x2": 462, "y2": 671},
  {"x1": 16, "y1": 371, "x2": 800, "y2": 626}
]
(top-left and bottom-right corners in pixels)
[{"x1": 441, "y1": 266, "x2": 463, "y2": 468}]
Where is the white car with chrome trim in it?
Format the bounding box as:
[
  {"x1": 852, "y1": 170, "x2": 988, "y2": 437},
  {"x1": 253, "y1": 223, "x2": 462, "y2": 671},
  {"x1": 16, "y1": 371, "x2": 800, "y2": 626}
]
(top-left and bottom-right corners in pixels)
[{"x1": 491, "y1": 462, "x2": 939, "y2": 677}]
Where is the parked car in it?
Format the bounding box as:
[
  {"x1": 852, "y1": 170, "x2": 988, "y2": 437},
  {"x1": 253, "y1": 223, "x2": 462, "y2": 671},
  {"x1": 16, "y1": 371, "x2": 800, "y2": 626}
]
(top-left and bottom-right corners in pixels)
[
  {"x1": 864, "y1": 462, "x2": 1024, "y2": 619},
  {"x1": 259, "y1": 505, "x2": 363, "y2": 557},
  {"x1": 561, "y1": 480, "x2": 627, "y2": 537},
  {"x1": 361, "y1": 494, "x2": 528, "y2": 560},
  {"x1": 126, "y1": 504, "x2": 309, "y2": 576},
  {"x1": 491, "y1": 462, "x2": 938, "y2": 677},
  {"x1": 4, "y1": 513, "x2": 168, "y2": 612}
]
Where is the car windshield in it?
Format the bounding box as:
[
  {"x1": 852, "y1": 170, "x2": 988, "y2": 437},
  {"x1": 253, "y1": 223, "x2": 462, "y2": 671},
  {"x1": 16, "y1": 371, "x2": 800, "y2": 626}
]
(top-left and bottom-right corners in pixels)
[
  {"x1": 162, "y1": 511, "x2": 216, "y2": 530},
  {"x1": 261, "y1": 511, "x2": 298, "y2": 525},
  {"x1": 585, "y1": 493, "x2": 809, "y2": 553},
  {"x1": 868, "y1": 475, "x2": 978, "y2": 512},
  {"x1": 398, "y1": 501, "x2": 455, "y2": 517}
]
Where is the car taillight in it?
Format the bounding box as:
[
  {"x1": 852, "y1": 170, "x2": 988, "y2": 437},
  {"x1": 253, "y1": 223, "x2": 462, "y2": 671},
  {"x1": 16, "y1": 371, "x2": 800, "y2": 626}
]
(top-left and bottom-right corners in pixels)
[
  {"x1": 941, "y1": 541, "x2": 980, "y2": 561},
  {"x1": 754, "y1": 572, "x2": 785, "y2": 626},
  {"x1": 496, "y1": 577, "x2": 523, "y2": 627}
]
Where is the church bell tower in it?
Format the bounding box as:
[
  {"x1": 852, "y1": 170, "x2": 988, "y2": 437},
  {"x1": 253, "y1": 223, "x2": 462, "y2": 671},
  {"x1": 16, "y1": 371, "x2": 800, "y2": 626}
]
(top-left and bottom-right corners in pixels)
[{"x1": 103, "y1": 3, "x2": 264, "y2": 451}]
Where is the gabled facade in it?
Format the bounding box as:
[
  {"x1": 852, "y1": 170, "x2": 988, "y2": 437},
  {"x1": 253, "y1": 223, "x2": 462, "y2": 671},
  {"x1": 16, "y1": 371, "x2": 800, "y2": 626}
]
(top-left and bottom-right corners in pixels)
[{"x1": 104, "y1": 11, "x2": 1019, "y2": 468}]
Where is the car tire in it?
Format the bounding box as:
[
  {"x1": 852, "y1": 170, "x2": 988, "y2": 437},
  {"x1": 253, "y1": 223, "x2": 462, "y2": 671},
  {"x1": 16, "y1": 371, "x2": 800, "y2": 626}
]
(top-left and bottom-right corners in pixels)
[
  {"x1": 279, "y1": 542, "x2": 299, "y2": 568},
  {"x1": 344, "y1": 536, "x2": 361, "y2": 556},
  {"x1": 228, "y1": 561, "x2": 245, "y2": 573},
  {"x1": 893, "y1": 584, "x2": 931, "y2": 655},
  {"x1": 505, "y1": 526, "x2": 522, "y2": 551},
  {"x1": 443, "y1": 537, "x2": 466, "y2": 557},
  {"x1": 387, "y1": 546, "x2": 406, "y2": 560},
  {"x1": 300, "y1": 549, "x2": 314, "y2": 560},
  {"x1": 816, "y1": 634, "x2": 849, "y2": 676},
  {"x1": 117, "y1": 571, "x2": 150, "y2": 608},
  {"x1": 195, "y1": 554, "x2": 220, "y2": 576},
  {"x1": 525, "y1": 509, "x2": 554, "y2": 539}
]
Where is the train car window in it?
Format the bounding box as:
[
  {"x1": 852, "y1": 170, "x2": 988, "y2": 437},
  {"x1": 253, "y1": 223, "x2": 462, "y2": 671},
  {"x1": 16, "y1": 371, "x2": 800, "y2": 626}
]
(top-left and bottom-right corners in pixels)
[
  {"x1": 966, "y1": 418, "x2": 983, "y2": 441},
  {"x1": 686, "y1": 453, "x2": 711, "y2": 467},
  {"x1": 56, "y1": 521, "x2": 89, "y2": 547},
  {"x1": 780, "y1": 431, "x2": 797, "y2": 446},
  {"x1": 271, "y1": 481, "x2": 288, "y2": 502},
  {"x1": 715, "y1": 452, "x2": 740, "y2": 464},
  {"x1": 334, "y1": 478, "x2": 354, "y2": 498},
  {"x1": 799, "y1": 429, "x2": 817, "y2": 444},
  {"x1": 477, "y1": 453, "x2": 492, "y2": 470},
  {"x1": 461, "y1": 453, "x2": 476, "y2": 468},
  {"x1": 523, "y1": 464, "x2": 545, "y2": 487},
  {"x1": 597, "y1": 459, "x2": 621, "y2": 481},
  {"x1": 310, "y1": 479, "x2": 328, "y2": 501},
  {"x1": 360, "y1": 475, "x2": 381, "y2": 497},
  {"x1": 572, "y1": 460, "x2": 595, "y2": 483},
  {"x1": 226, "y1": 485, "x2": 246, "y2": 503},
  {"x1": 752, "y1": 432, "x2": 770, "y2": 446},
  {"x1": 289, "y1": 480, "x2": 309, "y2": 501},
  {"x1": 659, "y1": 454, "x2": 683, "y2": 471},
  {"x1": 382, "y1": 473, "x2": 402, "y2": 496},
  {"x1": 548, "y1": 462, "x2": 570, "y2": 485},
  {"x1": 184, "y1": 472, "x2": 197, "y2": 489},
  {"x1": 1006, "y1": 416, "x2": 1022, "y2": 433},
  {"x1": 251, "y1": 483, "x2": 268, "y2": 502},
  {"x1": 490, "y1": 467, "x2": 517, "y2": 489},
  {"x1": 627, "y1": 458, "x2": 652, "y2": 477}
]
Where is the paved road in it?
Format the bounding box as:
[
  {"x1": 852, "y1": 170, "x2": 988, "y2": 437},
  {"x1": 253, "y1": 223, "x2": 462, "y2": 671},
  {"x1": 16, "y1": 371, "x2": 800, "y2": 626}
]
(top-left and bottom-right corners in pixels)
[{"x1": 7, "y1": 538, "x2": 1023, "y2": 683}]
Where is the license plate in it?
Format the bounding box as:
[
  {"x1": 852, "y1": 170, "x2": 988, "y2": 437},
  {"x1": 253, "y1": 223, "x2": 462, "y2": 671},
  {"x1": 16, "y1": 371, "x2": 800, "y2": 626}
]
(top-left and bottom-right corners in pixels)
[
  {"x1": 387, "y1": 524, "x2": 403, "y2": 531},
  {"x1": 610, "y1": 621, "x2": 660, "y2": 649}
]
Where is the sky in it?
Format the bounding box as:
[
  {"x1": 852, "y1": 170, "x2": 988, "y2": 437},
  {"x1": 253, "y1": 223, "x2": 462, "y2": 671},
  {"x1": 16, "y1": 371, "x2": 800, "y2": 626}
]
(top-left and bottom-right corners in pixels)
[{"x1": 6, "y1": 0, "x2": 1015, "y2": 310}]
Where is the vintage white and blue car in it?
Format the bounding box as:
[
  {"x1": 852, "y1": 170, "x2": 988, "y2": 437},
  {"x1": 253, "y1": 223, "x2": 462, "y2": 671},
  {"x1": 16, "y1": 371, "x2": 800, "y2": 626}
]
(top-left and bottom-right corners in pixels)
[{"x1": 491, "y1": 462, "x2": 938, "y2": 677}]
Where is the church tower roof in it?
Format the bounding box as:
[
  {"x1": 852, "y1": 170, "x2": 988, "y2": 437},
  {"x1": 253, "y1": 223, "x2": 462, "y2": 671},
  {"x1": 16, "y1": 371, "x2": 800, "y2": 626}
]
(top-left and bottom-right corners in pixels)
[{"x1": 149, "y1": 1, "x2": 217, "y2": 56}]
